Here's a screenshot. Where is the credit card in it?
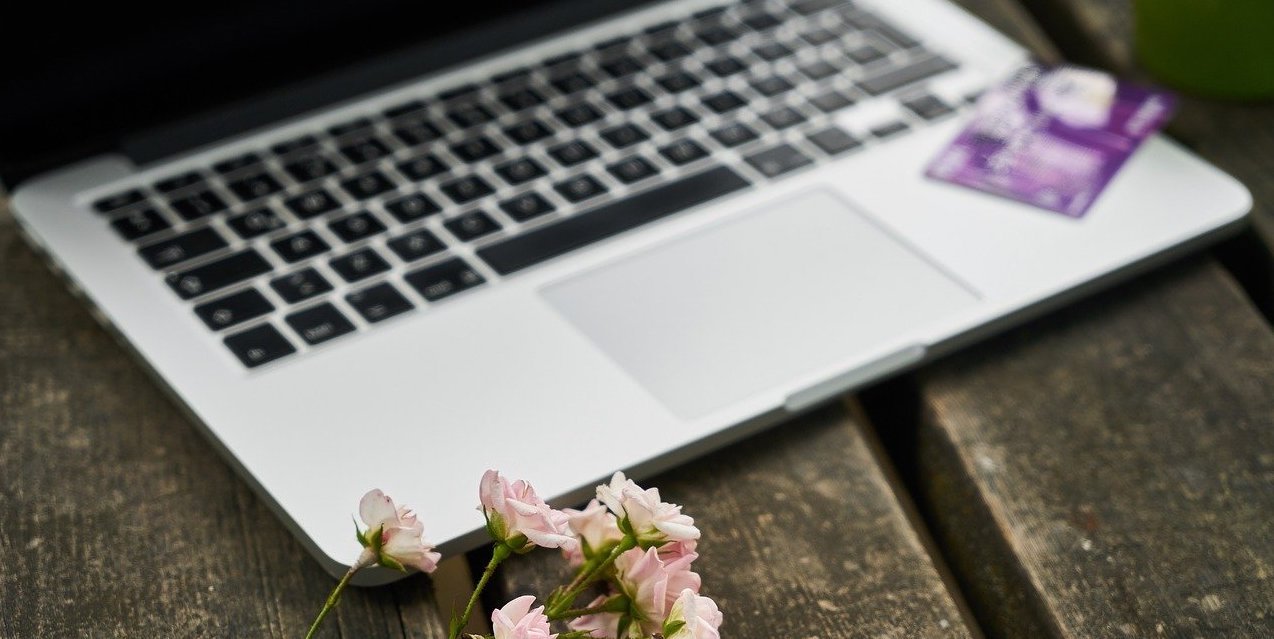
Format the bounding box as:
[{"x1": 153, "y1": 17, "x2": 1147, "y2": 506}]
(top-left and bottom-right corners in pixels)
[{"x1": 925, "y1": 65, "x2": 1176, "y2": 218}]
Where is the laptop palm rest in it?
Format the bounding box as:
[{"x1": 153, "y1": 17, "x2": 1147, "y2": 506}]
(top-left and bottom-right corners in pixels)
[{"x1": 541, "y1": 188, "x2": 979, "y2": 419}]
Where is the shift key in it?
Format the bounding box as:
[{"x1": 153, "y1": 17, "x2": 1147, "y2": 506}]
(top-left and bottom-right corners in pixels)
[{"x1": 167, "y1": 249, "x2": 273, "y2": 299}]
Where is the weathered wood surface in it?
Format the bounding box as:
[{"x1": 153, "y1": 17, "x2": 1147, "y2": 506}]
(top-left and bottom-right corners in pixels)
[
  {"x1": 912, "y1": 259, "x2": 1274, "y2": 638},
  {"x1": 0, "y1": 206, "x2": 448, "y2": 638},
  {"x1": 497, "y1": 403, "x2": 977, "y2": 638},
  {"x1": 1020, "y1": 0, "x2": 1274, "y2": 314}
]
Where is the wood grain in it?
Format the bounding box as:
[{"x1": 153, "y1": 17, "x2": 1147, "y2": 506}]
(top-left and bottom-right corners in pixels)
[
  {"x1": 912, "y1": 258, "x2": 1274, "y2": 638},
  {"x1": 496, "y1": 404, "x2": 978, "y2": 638},
  {"x1": 0, "y1": 206, "x2": 447, "y2": 638}
]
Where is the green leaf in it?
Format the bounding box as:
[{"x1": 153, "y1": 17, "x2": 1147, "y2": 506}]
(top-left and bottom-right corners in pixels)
[{"x1": 663, "y1": 619, "x2": 686, "y2": 637}]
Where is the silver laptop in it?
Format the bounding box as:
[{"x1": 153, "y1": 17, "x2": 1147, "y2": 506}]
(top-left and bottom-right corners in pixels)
[{"x1": 7, "y1": 0, "x2": 1250, "y2": 583}]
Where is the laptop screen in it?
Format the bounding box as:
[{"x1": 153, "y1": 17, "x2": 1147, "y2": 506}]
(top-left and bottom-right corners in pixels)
[{"x1": 0, "y1": 0, "x2": 653, "y2": 189}]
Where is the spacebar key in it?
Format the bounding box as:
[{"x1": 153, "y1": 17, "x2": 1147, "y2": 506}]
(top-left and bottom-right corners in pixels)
[{"x1": 477, "y1": 166, "x2": 750, "y2": 275}]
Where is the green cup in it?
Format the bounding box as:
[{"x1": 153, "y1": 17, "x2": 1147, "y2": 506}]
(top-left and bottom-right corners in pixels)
[{"x1": 1134, "y1": 0, "x2": 1274, "y2": 100}]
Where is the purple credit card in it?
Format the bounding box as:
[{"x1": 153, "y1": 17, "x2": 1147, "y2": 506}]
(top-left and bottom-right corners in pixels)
[{"x1": 926, "y1": 65, "x2": 1176, "y2": 218}]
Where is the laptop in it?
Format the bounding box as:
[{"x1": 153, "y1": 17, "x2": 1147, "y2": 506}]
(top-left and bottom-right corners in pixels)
[{"x1": 4, "y1": 0, "x2": 1249, "y2": 584}]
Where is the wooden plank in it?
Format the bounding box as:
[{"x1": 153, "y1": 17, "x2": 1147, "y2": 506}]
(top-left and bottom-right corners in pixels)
[
  {"x1": 910, "y1": 258, "x2": 1274, "y2": 638},
  {"x1": 1018, "y1": 0, "x2": 1274, "y2": 314},
  {"x1": 496, "y1": 403, "x2": 979, "y2": 638},
  {"x1": 0, "y1": 205, "x2": 448, "y2": 638}
]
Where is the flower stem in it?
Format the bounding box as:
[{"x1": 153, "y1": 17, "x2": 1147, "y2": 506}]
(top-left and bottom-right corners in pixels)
[
  {"x1": 449, "y1": 543, "x2": 512, "y2": 639},
  {"x1": 547, "y1": 536, "x2": 636, "y2": 617},
  {"x1": 305, "y1": 548, "x2": 375, "y2": 639}
]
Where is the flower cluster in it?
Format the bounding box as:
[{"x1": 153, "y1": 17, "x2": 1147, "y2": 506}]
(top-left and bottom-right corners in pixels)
[{"x1": 305, "y1": 472, "x2": 722, "y2": 639}]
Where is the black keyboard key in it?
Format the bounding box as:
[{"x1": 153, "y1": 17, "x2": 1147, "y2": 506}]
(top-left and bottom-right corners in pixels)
[
  {"x1": 346, "y1": 283, "x2": 414, "y2": 323},
  {"x1": 902, "y1": 94, "x2": 954, "y2": 119},
  {"x1": 440, "y1": 175, "x2": 495, "y2": 204},
  {"x1": 384, "y1": 100, "x2": 428, "y2": 120},
  {"x1": 478, "y1": 166, "x2": 749, "y2": 275},
  {"x1": 405, "y1": 258, "x2": 486, "y2": 301},
  {"x1": 870, "y1": 120, "x2": 910, "y2": 138},
  {"x1": 139, "y1": 227, "x2": 228, "y2": 269},
  {"x1": 94, "y1": 189, "x2": 146, "y2": 213},
  {"x1": 271, "y1": 135, "x2": 319, "y2": 156},
  {"x1": 745, "y1": 143, "x2": 813, "y2": 177},
  {"x1": 845, "y1": 43, "x2": 888, "y2": 65},
  {"x1": 857, "y1": 55, "x2": 956, "y2": 95},
  {"x1": 548, "y1": 141, "x2": 600, "y2": 167},
  {"x1": 393, "y1": 119, "x2": 444, "y2": 147},
  {"x1": 330, "y1": 247, "x2": 392, "y2": 282},
  {"x1": 710, "y1": 123, "x2": 760, "y2": 148},
  {"x1": 695, "y1": 24, "x2": 740, "y2": 46},
  {"x1": 703, "y1": 91, "x2": 747, "y2": 114},
  {"x1": 286, "y1": 303, "x2": 356, "y2": 345},
  {"x1": 651, "y1": 107, "x2": 700, "y2": 131},
  {"x1": 550, "y1": 70, "x2": 594, "y2": 96},
  {"x1": 659, "y1": 139, "x2": 710, "y2": 166},
  {"x1": 227, "y1": 172, "x2": 284, "y2": 203},
  {"x1": 500, "y1": 192, "x2": 555, "y2": 221},
  {"x1": 543, "y1": 51, "x2": 582, "y2": 69},
  {"x1": 224, "y1": 324, "x2": 295, "y2": 368},
  {"x1": 444, "y1": 210, "x2": 501, "y2": 241},
  {"x1": 761, "y1": 105, "x2": 807, "y2": 130},
  {"x1": 154, "y1": 171, "x2": 203, "y2": 194},
  {"x1": 692, "y1": 6, "x2": 727, "y2": 20},
  {"x1": 810, "y1": 90, "x2": 856, "y2": 113},
  {"x1": 387, "y1": 229, "x2": 446, "y2": 262},
  {"x1": 504, "y1": 119, "x2": 555, "y2": 144},
  {"x1": 284, "y1": 155, "x2": 339, "y2": 183},
  {"x1": 751, "y1": 75, "x2": 796, "y2": 97},
  {"x1": 340, "y1": 137, "x2": 394, "y2": 165},
  {"x1": 798, "y1": 59, "x2": 841, "y2": 80},
  {"x1": 807, "y1": 125, "x2": 863, "y2": 155},
  {"x1": 329, "y1": 211, "x2": 388, "y2": 243},
  {"x1": 801, "y1": 27, "x2": 841, "y2": 46},
  {"x1": 656, "y1": 71, "x2": 700, "y2": 93},
  {"x1": 499, "y1": 87, "x2": 546, "y2": 111},
  {"x1": 791, "y1": 0, "x2": 846, "y2": 15},
  {"x1": 285, "y1": 189, "x2": 342, "y2": 219},
  {"x1": 495, "y1": 158, "x2": 548, "y2": 185},
  {"x1": 493, "y1": 67, "x2": 532, "y2": 84},
  {"x1": 644, "y1": 21, "x2": 678, "y2": 36},
  {"x1": 110, "y1": 208, "x2": 170, "y2": 241},
  {"x1": 195, "y1": 288, "x2": 274, "y2": 331},
  {"x1": 741, "y1": 12, "x2": 783, "y2": 31},
  {"x1": 857, "y1": 19, "x2": 921, "y2": 49},
  {"x1": 555, "y1": 103, "x2": 605, "y2": 127},
  {"x1": 606, "y1": 86, "x2": 654, "y2": 110},
  {"x1": 649, "y1": 40, "x2": 692, "y2": 62},
  {"x1": 384, "y1": 193, "x2": 442, "y2": 223},
  {"x1": 439, "y1": 83, "x2": 481, "y2": 101},
  {"x1": 753, "y1": 42, "x2": 795, "y2": 61},
  {"x1": 447, "y1": 103, "x2": 496, "y2": 129},
  {"x1": 607, "y1": 156, "x2": 659, "y2": 184},
  {"x1": 450, "y1": 136, "x2": 502, "y2": 163},
  {"x1": 600, "y1": 123, "x2": 650, "y2": 149},
  {"x1": 167, "y1": 249, "x2": 273, "y2": 299},
  {"x1": 271, "y1": 230, "x2": 331, "y2": 263},
  {"x1": 554, "y1": 174, "x2": 608, "y2": 203},
  {"x1": 599, "y1": 55, "x2": 643, "y2": 79},
  {"x1": 328, "y1": 117, "x2": 372, "y2": 138},
  {"x1": 594, "y1": 35, "x2": 632, "y2": 54},
  {"x1": 228, "y1": 207, "x2": 287, "y2": 239},
  {"x1": 170, "y1": 190, "x2": 227, "y2": 221},
  {"x1": 341, "y1": 171, "x2": 397, "y2": 200},
  {"x1": 271, "y1": 268, "x2": 333, "y2": 303},
  {"x1": 706, "y1": 56, "x2": 747, "y2": 78},
  {"x1": 396, "y1": 154, "x2": 449, "y2": 182},
  {"x1": 213, "y1": 153, "x2": 261, "y2": 175}
]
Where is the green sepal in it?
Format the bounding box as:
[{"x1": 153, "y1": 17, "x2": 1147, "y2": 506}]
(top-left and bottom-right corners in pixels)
[
  {"x1": 482, "y1": 508, "x2": 509, "y2": 544},
  {"x1": 615, "y1": 614, "x2": 633, "y2": 639},
  {"x1": 378, "y1": 553, "x2": 406, "y2": 572},
  {"x1": 617, "y1": 514, "x2": 635, "y2": 537},
  {"x1": 354, "y1": 516, "x2": 369, "y2": 548},
  {"x1": 663, "y1": 619, "x2": 687, "y2": 637}
]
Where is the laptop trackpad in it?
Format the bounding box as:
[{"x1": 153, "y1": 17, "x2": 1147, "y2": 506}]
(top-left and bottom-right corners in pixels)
[{"x1": 541, "y1": 188, "x2": 979, "y2": 418}]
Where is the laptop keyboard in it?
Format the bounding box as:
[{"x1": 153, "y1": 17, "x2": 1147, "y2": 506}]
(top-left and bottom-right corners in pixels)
[{"x1": 88, "y1": 0, "x2": 963, "y2": 369}]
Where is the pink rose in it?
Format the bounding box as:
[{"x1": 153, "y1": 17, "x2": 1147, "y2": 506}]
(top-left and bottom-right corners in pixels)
[
  {"x1": 596, "y1": 472, "x2": 700, "y2": 546},
  {"x1": 566, "y1": 594, "x2": 622, "y2": 638},
  {"x1": 561, "y1": 499, "x2": 623, "y2": 566},
  {"x1": 357, "y1": 489, "x2": 441, "y2": 573},
  {"x1": 663, "y1": 590, "x2": 723, "y2": 639},
  {"x1": 614, "y1": 546, "x2": 701, "y2": 633},
  {"x1": 480, "y1": 470, "x2": 577, "y2": 552},
  {"x1": 491, "y1": 595, "x2": 556, "y2": 639}
]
